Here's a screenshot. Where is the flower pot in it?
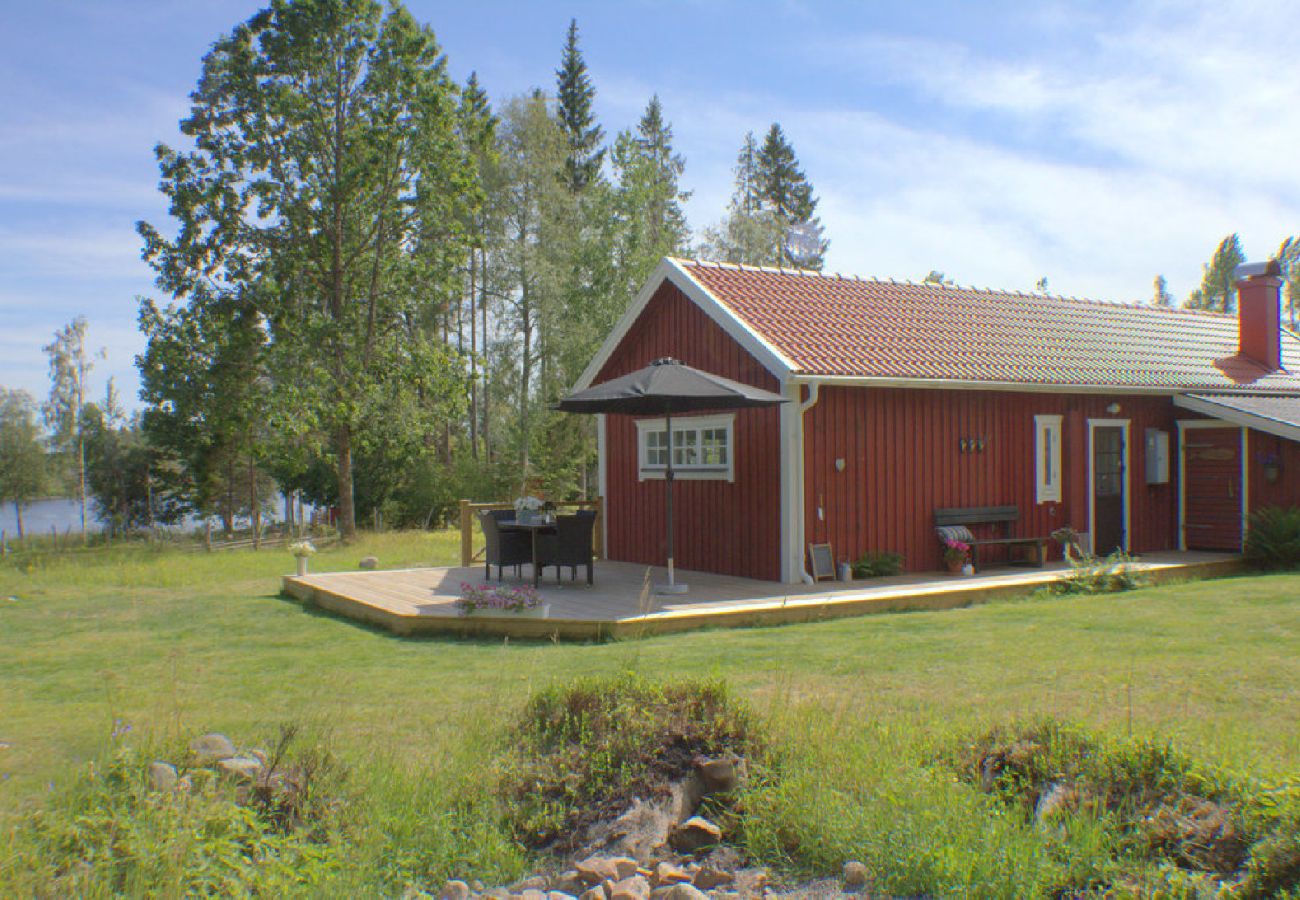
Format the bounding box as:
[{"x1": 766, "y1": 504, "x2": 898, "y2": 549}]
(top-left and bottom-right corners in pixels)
[
  {"x1": 295, "y1": 557, "x2": 308, "y2": 577},
  {"x1": 945, "y1": 558, "x2": 964, "y2": 575}
]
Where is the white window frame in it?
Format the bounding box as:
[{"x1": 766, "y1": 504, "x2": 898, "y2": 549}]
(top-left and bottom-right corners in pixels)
[
  {"x1": 1034, "y1": 414, "x2": 1063, "y2": 503},
  {"x1": 635, "y1": 413, "x2": 735, "y2": 482}
]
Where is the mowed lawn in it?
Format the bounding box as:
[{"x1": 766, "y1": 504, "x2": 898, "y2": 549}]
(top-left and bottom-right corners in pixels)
[{"x1": 1, "y1": 531, "x2": 1298, "y2": 812}]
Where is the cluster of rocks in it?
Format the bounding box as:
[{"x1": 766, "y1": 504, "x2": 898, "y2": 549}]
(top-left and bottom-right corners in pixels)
[
  {"x1": 419, "y1": 756, "x2": 876, "y2": 900},
  {"x1": 146, "y1": 732, "x2": 309, "y2": 825}
]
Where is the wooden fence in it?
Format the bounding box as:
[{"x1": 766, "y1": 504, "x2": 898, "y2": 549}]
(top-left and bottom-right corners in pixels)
[{"x1": 458, "y1": 498, "x2": 604, "y2": 568}]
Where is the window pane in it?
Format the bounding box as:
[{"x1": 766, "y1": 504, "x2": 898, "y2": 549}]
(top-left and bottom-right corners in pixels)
[
  {"x1": 645, "y1": 429, "x2": 667, "y2": 466},
  {"x1": 673, "y1": 429, "x2": 699, "y2": 466}
]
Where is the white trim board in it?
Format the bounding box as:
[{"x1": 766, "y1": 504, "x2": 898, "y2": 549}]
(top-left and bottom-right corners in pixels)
[
  {"x1": 1174, "y1": 394, "x2": 1300, "y2": 443},
  {"x1": 1086, "y1": 418, "x2": 1131, "y2": 557},
  {"x1": 634, "y1": 413, "x2": 736, "y2": 482}
]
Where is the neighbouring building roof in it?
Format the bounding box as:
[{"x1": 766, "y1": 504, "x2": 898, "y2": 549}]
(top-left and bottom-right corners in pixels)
[
  {"x1": 1175, "y1": 393, "x2": 1300, "y2": 441},
  {"x1": 676, "y1": 259, "x2": 1300, "y2": 392}
]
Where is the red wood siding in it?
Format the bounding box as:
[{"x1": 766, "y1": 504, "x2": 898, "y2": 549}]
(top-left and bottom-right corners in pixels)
[
  {"x1": 599, "y1": 282, "x2": 783, "y2": 581},
  {"x1": 803, "y1": 387, "x2": 1180, "y2": 572},
  {"x1": 1247, "y1": 429, "x2": 1300, "y2": 516}
]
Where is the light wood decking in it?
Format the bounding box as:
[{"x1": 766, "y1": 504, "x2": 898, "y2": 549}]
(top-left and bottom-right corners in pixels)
[{"x1": 279, "y1": 552, "x2": 1241, "y2": 639}]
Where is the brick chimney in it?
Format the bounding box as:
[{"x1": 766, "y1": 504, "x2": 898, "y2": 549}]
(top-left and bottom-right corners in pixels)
[{"x1": 1236, "y1": 259, "x2": 1283, "y2": 371}]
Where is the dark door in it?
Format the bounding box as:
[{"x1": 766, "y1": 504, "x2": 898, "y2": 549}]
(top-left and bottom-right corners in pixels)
[
  {"x1": 1183, "y1": 427, "x2": 1243, "y2": 551},
  {"x1": 1093, "y1": 426, "x2": 1126, "y2": 554}
]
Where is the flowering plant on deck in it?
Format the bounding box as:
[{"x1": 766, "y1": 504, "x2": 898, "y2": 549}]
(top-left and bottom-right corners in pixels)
[
  {"x1": 513, "y1": 496, "x2": 544, "y2": 514},
  {"x1": 456, "y1": 582, "x2": 543, "y2": 615},
  {"x1": 941, "y1": 538, "x2": 970, "y2": 565},
  {"x1": 289, "y1": 540, "x2": 317, "y2": 558}
]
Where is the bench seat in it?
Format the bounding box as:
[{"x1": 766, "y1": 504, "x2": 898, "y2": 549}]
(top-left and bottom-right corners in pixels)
[{"x1": 934, "y1": 505, "x2": 1048, "y2": 572}]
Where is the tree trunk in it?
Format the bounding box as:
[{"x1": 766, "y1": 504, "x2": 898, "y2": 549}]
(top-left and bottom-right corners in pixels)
[
  {"x1": 336, "y1": 424, "x2": 356, "y2": 540},
  {"x1": 249, "y1": 456, "x2": 261, "y2": 550},
  {"x1": 481, "y1": 247, "x2": 491, "y2": 461},
  {"x1": 469, "y1": 250, "x2": 479, "y2": 460},
  {"x1": 15, "y1": 503, "x2": 24, "y2": 543}
]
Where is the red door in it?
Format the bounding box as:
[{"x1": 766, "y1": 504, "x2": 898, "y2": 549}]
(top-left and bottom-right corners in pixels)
[{"x1": 1183, "y1": 427, "x2": 1243, "y2": 551}]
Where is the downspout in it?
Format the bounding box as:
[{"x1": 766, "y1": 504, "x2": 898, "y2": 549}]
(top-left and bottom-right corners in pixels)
[{"x1": 796, "y1": 381, "x2": 821, "y2": 584}]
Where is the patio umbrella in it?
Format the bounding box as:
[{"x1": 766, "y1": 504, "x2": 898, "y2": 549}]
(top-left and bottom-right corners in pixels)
[{"x1": 555, "y1": 357, "x2": 787, "y2": 593}]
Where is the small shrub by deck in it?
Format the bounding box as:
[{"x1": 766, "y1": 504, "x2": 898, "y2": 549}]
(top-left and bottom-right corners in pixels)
[
  {"x1": 851, "y1": 551, "x2": 903, "y2": 578},
  {"x1": 1050, "y1": 550, "x2": 1149, "y2": 595},
  {"x1": 499, "y1": 672, "x2": 760, "y2": 850},
  {"x1": 1244, "y1": 505, "x2": 1300, "y2": 570}
]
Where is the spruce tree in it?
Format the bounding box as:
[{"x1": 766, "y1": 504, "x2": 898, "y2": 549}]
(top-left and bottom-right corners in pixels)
[
  {"x1": 555, "y1": 19, "x2": 604, "y2": 192},
  {"x1": 1277, "y1": 236, "x2": 1300, "y2": 329},
  {"x1": 1152, "y1": 274, "x2": 1174, "y2": 307},
  {"x1": 756, "y1": 123, "x2": 827, "y2": 269},
  {"x1": 611, "y1": 94, "x2": 690, "y2": 289},
  {"x1": 1184, "y1": 234, "x2": 1246, "y2": 312},
  {"x1": 698, "y1": 131, "x2": 784, "y2": 265}
]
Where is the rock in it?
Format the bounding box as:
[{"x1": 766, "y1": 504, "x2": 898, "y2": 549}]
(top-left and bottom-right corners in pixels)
[
  {"x1": 402, "y1": 887, "x2": 435, "y2": 900},
  {"x1": 189, "y1": 732, "x2": 237, "y2": 762},
  {"x1": 548, "y1": 893, "x2": 577, "y2": 900},
  {"x1": 608, "y1": 875, "x2": 650, "y2": 900},
  {"x1": 577, "y1": 857, "x2": 627, "y2": 886},
  {"x1": 217, "y1": 756, "x2": 263, "y2": 781},
  {"x1": 176, "y1": 774, "x2": 193, "y2": 793},
  {"x1": 359, "y1": 555, "x2": 379, "y2": 570},
  {"x1": 482, "y1": 890, "x2": 510, "y2": 900},
  {"x1": 611, "y1": 859, "x2": 639, "y2": 881},
  {"x1": 691, "y1": 867, "x2": 734, "y2": 890},
  {"x1": 842, "y1": 860, "x2": 869, "y2": 888},
  {"x1": 440, "y1": 880, "x2": 472, "y2": 900},
  {"x1": 653, "y1": 863, "x2": 691, "y2": 887},
  {"x1": 471, "y1": 881, "x2": 486, "y2": 892},
  {"x1": 513, "y1": 876, "x2": 550, "y2": 892},
  {"x1": 552, "y1": 871, "x2": 586, "y2": 895},
  {"x1": 732, "y1": 868, "x2": 768, "y2": 897},
  {"x1": 668, "y1": 817, "x2": 722, "y2": 854},
  {"x1": 147, "y1": 761, "x2": 178, "y2": 791},
  {"x1": 520, "y1": 890, "x2": 547, "y2": 900},
  {"x1": 0, "y1": 740, "x2": 11, "y2": 751},
  {"x1": 1034, "y1": 781, "x2": 1076, "y2": 822},
  {"x1": 578, "y1": 889, "x2": 605, "y2": 900},
  {"x1": 660, "y1": 886, "x2": 708, "y2": 900},
  {"x1": 696, "y1": 757, "x2": 740, "y2": 794}
]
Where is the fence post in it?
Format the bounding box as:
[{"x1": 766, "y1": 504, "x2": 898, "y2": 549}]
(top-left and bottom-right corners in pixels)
[
  {"x1": 593, "y1": 496, "x2": 604, "y2": 559},
  {"x1": 459, "y1": 500, "x2": 473, "y2": 568}
]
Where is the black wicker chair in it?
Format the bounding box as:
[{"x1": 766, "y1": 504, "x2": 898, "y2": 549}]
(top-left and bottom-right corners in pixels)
[
  {"x1": 479, "y1": 510, "x2": 531, "y2": 580},
  {"x1": 538, "y1": 511, "x2": 596, "y2": 585}
]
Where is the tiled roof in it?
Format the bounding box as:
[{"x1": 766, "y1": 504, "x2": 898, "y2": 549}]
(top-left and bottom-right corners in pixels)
[
  {"x1": 1182, "y1": 393, "x2": 1300, "y2": 429},
  {"x1": 678, "y1": 259, "x2": 1300, "y2": 392}
]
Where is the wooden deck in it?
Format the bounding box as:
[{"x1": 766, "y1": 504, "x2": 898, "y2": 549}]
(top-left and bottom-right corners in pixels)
[{"x1": 280, "y1": 552, "x2": 1242, "y2": 640}]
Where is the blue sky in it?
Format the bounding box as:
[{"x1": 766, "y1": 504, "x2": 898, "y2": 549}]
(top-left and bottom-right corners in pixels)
[{"x1": 3, "y1": 0, "x2": 1299, "y2": 407}]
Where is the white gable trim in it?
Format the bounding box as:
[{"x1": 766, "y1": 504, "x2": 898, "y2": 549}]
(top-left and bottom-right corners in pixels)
[
  {"x1": 572, "y1": 258, "x2": 796, "y2": 392},
  {"x1": 1174, "y1": 393, "x2": 1300, "y2": 443}
]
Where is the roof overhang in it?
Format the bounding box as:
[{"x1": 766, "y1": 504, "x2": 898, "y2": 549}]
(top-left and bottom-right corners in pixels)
[
  {"x1": 572, "y1": 258, "x2": 796, "y2": 392},
  {"x1": 1174, "y1": 393, "x2": 1300, "y2": 443},
  {"x1": 792, "y1": 373, "x2": 1184, "y2": 396}
]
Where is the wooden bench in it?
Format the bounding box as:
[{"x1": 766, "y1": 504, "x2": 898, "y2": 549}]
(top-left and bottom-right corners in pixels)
[{"x1": 934, "y1": 505, "x2": 1047, "y2": 572}]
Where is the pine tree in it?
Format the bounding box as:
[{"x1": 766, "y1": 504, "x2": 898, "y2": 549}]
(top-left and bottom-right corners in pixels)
[
  {"x1": 1277, "y1": 236, "x2": 1300, "y2": 329},
  {"x1": 698, "y1": 132, "x2": 784, "y2": 265},
  {"x1": 1184, "y1": 234, "x2": 1246, "y2": 312},
  {"x1": 756, "y1": 123, "x2": 827, "y2": 269},
  {"x1": 555, "y1": 19, "x2": 604, "y2": 193},
  {"x1": 1152, "y1": 274, "x2": 1174, "y2": 307}
]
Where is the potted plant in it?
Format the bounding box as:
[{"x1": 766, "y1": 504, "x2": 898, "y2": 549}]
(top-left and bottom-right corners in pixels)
[
  {"x1": 514, "y1": 495, "x2": 544, "y2": 525},
  {"x1": 456, "y1": 582, "x2": 550, "y2": 618},
  {"x1": 289, "y1": 540, "x2": 316, "y2": 576},
  {"x1": 942, "y1": 538, "x2": 970, "y2": 575}
]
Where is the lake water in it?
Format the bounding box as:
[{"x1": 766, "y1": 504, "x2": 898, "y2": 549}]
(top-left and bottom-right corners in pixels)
[{"x1": 0, "y1": 496, "x2": 297, "y2": 539}]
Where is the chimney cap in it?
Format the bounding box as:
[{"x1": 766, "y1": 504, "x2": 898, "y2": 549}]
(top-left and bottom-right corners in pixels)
[{"x1": 1234, "y1": 259, "x2": 1282, "y2": 280}]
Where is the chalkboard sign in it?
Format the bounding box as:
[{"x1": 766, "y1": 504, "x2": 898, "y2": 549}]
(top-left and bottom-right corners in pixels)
[{"x1": 808, "y1": 543, "x2": 835, "y2": 581}]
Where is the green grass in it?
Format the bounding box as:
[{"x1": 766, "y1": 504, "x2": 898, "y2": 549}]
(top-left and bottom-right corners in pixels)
[{"x1": 1, "y1": 534, "x2": 1298, "y2": 895}]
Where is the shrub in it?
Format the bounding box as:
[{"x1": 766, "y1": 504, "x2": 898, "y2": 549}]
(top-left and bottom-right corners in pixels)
[
  {"x1": 499, "y1": 673, "x2": 759, "y2": 850},
  {"x1": 1244, "y1": 505, "x2": 1300, "y2": 570},
  {"x1": 1050, "y1": 550, "x2": 1148, "y2": 595},
  {"x1": 851, "y1": 551, "x2": 903, "y2": 578}
]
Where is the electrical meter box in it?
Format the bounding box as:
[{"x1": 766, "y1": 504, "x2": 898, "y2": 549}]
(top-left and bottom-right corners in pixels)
[{"x1": 1145, "y1": 429, "x2": 1170, "y2": 484}]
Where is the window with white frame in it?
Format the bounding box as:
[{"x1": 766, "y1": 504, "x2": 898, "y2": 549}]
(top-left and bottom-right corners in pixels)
[
  {"x1": 636, "y1": 414, "x2": 735, "y2": 481},
  {"x1": 1034, "y1": 414, "x2": 1063, "y2": 503}
]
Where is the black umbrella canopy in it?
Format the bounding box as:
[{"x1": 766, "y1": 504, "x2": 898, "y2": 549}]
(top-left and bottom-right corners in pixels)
[{"x1": 555, "y1": 357, "x2": 787, "y2": 415}]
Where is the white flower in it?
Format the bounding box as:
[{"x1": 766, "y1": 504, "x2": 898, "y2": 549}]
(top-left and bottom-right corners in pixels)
[
  {"x1": 513, "y1": 495, "x2": 544, "y2": 512},
  {"x1": 289, "y1": 540, "x2": 317, "y2": 558}
]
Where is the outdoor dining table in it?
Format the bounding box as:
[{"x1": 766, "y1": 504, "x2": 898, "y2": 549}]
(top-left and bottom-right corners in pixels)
[{"x1": 498, "y1": 519, "x2": 557, "y2": 588}]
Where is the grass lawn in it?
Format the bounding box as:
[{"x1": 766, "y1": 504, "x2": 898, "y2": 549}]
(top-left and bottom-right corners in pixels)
[{"x1": 1, "y1": 532, "x2": 1297, "y2": 895}]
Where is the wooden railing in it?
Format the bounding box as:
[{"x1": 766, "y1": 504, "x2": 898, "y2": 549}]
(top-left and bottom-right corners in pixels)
[{"x1": 458, "y1": 498, "x2": 604, "y2": 568}]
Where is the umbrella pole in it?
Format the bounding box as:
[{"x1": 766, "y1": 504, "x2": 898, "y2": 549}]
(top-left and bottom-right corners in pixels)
[{"x1": 659, "y1": 410, "x2": 687, "y2": 594}]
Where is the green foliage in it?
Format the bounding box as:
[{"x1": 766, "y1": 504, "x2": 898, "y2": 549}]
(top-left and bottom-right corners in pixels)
[
  {"x1": 1244, "y1": 505, "x2": 1300, "y2": 570},
  {"x1": 1184, "y1": 233, "x2": 1246, "y2": 312},
  {"x1": 1152, "y1": 273, "x2": 1175, "y2": 307},
  {"x1": 851, "y1": 551, "x2": 903, "y2": 578},
  {"x1": 1050, "y1": 550, "x2": 1149, "y2": 595},
  {"x1": 555, "y1": 19, "x2": 605, "y2": 193},
  {"x1": 0, "y1": 389, "x2": 47, "y2": 539},
  {"x1": 501, "y1": 673, "x2": 758, "y2": 849}
]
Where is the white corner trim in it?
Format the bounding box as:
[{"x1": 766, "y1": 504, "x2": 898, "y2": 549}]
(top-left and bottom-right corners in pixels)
[
  {"x1": 596, "y1": 413, "x2": 608, "y2": 558},
  {"x1": 1085, "y1": 418, "x2": 1131, "y2": 557},
  {"x1": 571, "y1": 258, "x2": 795, "y2": 393}
]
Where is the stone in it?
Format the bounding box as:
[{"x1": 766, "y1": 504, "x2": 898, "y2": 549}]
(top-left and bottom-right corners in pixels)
[
  {"x1": 576, "y1": 857, "x2": 623, "y2": 886},
  {"x1": 842, "y1": 861, "x2": 869, "y2": 888},
  {"x1": 190, "y1": 732, "x2": 237, "y2": 763},
  {"x1": 608, "y1": 875, "x2": 650, "y2": 900},
  {"x1": 548, "y1": 893, "x2": 577, "y2": 900},
  {"x1": 0, "y1": 740, "x2": 11, "y2": 751},
  {"x1": 482, "y1": 890, "x2": 511, "y2": 900},
  {"x1": 653, "y1": 863, "x2": 691, "y2": 887},
  {"x1": 732, "y1": 868, "x2": 768, "y2": 897},
  {"x1": 1034, "y1": 781, "x2": 1076, "y2": 822},
  {"x1": 660, "y1": 886, "x2": 708, "y2": 900},
  {"x1": 691, "y1": 867, "x2": 734, "y2": 890},
  {"x1": 359, "y1": 555, "x2": 379, "y2": 570},
  {"x1": 217, "y1": 756, "x2": 263, "y2": 781},
  {"x1": 695, "y1": 757, "x2": 740, "y2": 794},
  {"x1": 440, "y1": 880, "x2": 472, "y2": 900},
  {"x1": 520, "y1": 890, "x2": 547, "y2": 900},
  {"x1": 552, "y1": 871, "x2": 586, "y2": 895},
  {"x1": 147, "y1": 761, "x2": 178, "y2": 791},
  {"x1": 578, "y1": 889, "x2": 605, "y2": 900},
  {"x1": 668, "y1": 817, "x2": 722, "y2": 854},
  {"x1": 471, "y1": 881, "x2": 486, "y2": 892},
  {"x1": 514, "y1": 877, "x2": 550, "y2": 892},
  {"x1": 611, "y1": 858, "x2": 640, "y2": 881}
]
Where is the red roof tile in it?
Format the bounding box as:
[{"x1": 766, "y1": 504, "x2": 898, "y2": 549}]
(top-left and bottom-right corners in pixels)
[{"x1": 678, "y1": 260, "x2": 1300, "y2": 392}]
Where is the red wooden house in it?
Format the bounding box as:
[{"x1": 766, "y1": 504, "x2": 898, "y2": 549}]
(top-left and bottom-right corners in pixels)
[{"x1": 574, "y1": 258, "x2": 1300, "y2": 583}]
